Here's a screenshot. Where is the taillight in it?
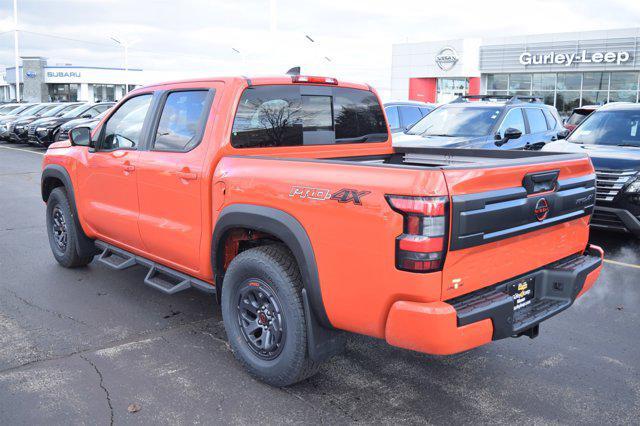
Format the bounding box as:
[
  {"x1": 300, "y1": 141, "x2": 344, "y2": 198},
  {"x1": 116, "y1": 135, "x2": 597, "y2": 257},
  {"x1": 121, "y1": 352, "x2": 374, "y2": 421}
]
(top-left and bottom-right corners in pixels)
[
  {"x1": 291, "y1": 75, "x2": 338, "y2": 85},
  {"x1": 386, "y1": 195, "x2": 449, "y2": 273}
]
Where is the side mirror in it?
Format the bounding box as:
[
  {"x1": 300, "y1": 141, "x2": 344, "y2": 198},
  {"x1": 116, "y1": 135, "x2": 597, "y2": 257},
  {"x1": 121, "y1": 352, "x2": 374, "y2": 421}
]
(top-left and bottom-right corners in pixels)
[
  {"x1": 495, "y1": 127, "x2": 522, "y2": 146},
  {"x1": 69, "y1": 127, "x2": 93, "y2": 147},
  {"x1": 557, "y1": 129, "x2": 570, "y2": 140}
]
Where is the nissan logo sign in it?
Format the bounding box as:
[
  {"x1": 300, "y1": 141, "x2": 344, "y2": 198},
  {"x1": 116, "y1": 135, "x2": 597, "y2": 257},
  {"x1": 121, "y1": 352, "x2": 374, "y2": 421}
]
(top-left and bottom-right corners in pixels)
[{"x1": 435, "y1": 47, "x2": 459, "y2": 71}]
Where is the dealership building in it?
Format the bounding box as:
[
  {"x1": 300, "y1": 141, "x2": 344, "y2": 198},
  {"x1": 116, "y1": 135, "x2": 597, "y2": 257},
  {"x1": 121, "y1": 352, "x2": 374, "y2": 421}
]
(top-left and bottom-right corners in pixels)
[
  {"x1": 0, "y1": 56, "x2": 145, "y2": 103},
  {"x1": 391, "y1": 27, "x2": 640, "y2": 115}
]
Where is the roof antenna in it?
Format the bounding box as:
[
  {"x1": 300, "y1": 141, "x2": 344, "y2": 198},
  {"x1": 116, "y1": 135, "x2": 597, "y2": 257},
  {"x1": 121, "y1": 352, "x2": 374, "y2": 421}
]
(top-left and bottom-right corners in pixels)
[{"x1": 286, "y1": 67, "x2": 301, "y2": 76}]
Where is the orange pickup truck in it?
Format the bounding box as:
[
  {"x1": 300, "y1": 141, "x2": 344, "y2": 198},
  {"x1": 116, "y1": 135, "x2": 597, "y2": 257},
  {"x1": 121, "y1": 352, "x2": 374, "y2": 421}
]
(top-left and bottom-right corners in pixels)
[{"x1": 42, "y1": 75, "x2": 603, "y2": 386}]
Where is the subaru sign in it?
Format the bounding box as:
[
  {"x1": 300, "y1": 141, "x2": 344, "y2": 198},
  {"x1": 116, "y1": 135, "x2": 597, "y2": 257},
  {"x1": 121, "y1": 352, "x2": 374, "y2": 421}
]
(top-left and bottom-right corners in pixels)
[{"x1": 25, "y1": 70, "x2": 37, "y2": 78}]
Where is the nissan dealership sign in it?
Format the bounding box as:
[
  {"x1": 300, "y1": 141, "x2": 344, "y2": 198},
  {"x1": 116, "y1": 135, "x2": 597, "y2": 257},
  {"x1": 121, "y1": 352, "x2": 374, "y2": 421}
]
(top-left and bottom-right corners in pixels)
[
  {"x1": 435, "y1": 47, "x2": 459, "y2": 71},
  {"x1": 519, "y1": 50, "x2": 631, "y2": 66}
]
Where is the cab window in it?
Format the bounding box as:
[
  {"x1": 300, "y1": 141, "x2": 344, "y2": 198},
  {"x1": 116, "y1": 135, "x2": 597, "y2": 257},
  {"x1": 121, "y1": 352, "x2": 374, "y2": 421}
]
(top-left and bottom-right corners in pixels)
[
  {"x1": 231, "y1": 85, "x2": 387, "y2": 148},
  {"x1": 100, "y1": 94, "x2": 153, "y2": 151},
  {"x1": 385, "y1": 106, "x2": 400, "y2": 130},
  {"x1": 525, "y1": 108, "x2": 548, "y2": 133},
  {"x1": 498, "y1": 108, "x2": 526, "y2": 137},
  {"x1": 152, "y1": 90, "x2": 210, "y2": 152}
]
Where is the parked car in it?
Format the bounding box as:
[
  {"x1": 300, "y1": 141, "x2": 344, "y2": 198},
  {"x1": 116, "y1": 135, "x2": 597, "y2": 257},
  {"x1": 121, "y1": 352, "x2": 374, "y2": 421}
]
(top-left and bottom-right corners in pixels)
[
  {"x1": 0, "y1": 103, "x2": 39, "y2": 141},
  {"x1": 393, "y1": 95, "x2": 566, "y2": 150},
  {"x1": 0, "y1": 103, "x2": 24, "y2": 116},
  {"x1": 10, "y1": 103, "x2": 83, "y2": 143},
  {"x1": 384, "y1": 101, "x2": 435, "y2": 133},
  {"x1": 42, "y1": 75, "x2": 602, "y2": 387},
  {"x1": 564, "y1": 105, "x2": 598, "y2": 131},
  {"x1": 28, "y1": 102, "x2": 114, "y2": 147},
  {"x1": 55, "y1": 108, "x2": 113, "y2": 141},
  {"x1": 543, "y1": 102, "x2": 640, "y2": 236}
]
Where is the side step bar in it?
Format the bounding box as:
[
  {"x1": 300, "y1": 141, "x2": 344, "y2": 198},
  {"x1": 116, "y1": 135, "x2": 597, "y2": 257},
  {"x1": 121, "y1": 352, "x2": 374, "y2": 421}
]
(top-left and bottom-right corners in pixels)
[{"x1": 95, "y1": 241, "x2": 216, "y2": 295}]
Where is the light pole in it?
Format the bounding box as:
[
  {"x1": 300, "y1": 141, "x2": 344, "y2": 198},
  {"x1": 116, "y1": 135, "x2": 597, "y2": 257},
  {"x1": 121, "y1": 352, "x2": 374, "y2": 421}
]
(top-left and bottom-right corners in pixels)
[
  {"x1": 110, "y1": 37, "x2": 135, "y2": 94},
  {"x1": 13, "y1": 0, "x2": 20, "y2": 102}
]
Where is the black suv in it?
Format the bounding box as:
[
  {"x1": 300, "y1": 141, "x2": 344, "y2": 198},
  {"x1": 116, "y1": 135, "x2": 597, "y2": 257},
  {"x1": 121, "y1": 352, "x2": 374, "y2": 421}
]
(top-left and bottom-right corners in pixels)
[
  {"x1": 28, "y1": 102, "x2": 114, "y2": 147},
  {"x1": 393, "y1": 95, "x2": 566, "y2": 150},
  {"x1": 543, "y1": 103, "x2": 640, "y2": 236}
]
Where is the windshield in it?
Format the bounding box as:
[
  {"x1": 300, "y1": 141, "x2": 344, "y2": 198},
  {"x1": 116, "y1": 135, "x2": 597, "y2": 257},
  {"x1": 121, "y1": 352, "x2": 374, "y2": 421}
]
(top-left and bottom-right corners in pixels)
[
  {"x1": 0, "y1": 105, "x2": 20, "y2": 114},
  {"x1": 406, "y1": 106, "x2": 501, "y2": 137},
  {"x1": 568, "y1": 110, "x2": 640, "y2": 147},
  {"x1": 16, "y1": 104, "x2": 42, "y2": 116},
  {"x1": 42, "y1": 103, "x2": 78, "y2": 118},
  {"x1": 62, "y1": 104, "x2": 90, "y2": 118}
]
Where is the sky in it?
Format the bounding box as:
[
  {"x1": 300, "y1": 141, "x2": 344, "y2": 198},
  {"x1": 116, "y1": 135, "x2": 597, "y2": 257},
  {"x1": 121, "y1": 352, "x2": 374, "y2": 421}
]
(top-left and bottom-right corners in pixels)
[{"x1": 1, "y1": 0, "x2": 640, "y2": 99}]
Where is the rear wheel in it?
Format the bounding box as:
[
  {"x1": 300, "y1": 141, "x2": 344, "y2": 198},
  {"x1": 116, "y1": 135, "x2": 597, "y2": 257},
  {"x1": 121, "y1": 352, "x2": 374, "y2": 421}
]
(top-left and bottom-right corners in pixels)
[
  {"x1": 221, "y1": 244, "x2": 319, "y2": 386},
  {"x1": 46, "y1": 187, "x2": 94, "y2": 268}
]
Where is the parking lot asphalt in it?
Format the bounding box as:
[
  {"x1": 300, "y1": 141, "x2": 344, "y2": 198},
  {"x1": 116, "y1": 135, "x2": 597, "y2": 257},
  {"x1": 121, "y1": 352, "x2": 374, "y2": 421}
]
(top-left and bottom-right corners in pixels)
[{"x1": 0, "y1": 142, "x2": 638, "y2": 425}]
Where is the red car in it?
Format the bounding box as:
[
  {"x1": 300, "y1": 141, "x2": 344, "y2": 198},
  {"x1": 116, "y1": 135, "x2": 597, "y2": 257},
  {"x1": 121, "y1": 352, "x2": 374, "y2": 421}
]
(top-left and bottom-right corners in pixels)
[{"x1": 564, "y1": 105, "x2": 598, "y2": 131}]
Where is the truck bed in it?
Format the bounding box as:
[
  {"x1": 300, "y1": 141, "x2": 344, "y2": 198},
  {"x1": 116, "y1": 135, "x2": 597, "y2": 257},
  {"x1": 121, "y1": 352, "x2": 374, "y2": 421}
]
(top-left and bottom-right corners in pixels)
[{"x1": 334, "y1": 147, "x2": 588, "y2": 169}]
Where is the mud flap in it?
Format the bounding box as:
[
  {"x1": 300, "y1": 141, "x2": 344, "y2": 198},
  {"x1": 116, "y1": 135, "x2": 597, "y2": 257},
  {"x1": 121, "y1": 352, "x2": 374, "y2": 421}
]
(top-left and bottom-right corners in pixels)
[{"x1": 302, "y1": 288, "x2": 345, "y2": 362}]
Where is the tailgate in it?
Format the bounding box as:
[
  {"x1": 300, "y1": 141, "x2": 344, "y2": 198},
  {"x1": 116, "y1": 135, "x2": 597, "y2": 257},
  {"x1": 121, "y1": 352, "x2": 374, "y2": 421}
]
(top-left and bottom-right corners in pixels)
[{"x1": 441, "y1": 157, "x2": 596, "y2": 300}]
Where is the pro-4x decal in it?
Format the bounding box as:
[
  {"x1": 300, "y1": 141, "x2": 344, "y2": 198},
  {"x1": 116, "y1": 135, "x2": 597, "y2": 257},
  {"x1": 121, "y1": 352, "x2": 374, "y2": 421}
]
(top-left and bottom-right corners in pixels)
[{"x1": 289, "y1": 186, "x2": 370, "y2": 205}]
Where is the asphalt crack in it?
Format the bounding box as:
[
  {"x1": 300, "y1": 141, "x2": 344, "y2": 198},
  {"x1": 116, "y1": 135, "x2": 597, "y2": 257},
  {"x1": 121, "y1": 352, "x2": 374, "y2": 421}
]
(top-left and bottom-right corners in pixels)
[
  {"x1": 0, "y1": 317, "x2": 215, "y2": 375},
  {"x1": 4, "y1": 289, "x2": 89, "y2": 327},
  {"x1": 80, "y1": 354, "x2": 114, "y2": 426}
]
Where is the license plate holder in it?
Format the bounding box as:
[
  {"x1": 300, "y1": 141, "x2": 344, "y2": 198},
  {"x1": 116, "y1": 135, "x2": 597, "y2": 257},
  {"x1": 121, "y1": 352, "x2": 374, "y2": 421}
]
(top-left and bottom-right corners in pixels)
[{"x1": 508, "y1": 277, "x2": 535, "y2": 311}]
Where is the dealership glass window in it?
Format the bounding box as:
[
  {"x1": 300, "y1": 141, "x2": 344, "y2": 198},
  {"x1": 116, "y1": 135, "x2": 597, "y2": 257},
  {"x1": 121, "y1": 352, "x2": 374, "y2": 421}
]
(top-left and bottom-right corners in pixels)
[
  {"x1": 609, "y1": 91, "x2": 638, "y2": 103},
  {"x1": 581, "y1": 91, "x2": 608, "y2": 106},
  {"x1": 556, "y1": 73, "x2": 582, "y2": 91},
  {"x1": 582, "y1": 72, "x2": 609, "y2": 91},
  {"x1": 555, "y1": 91, "x2": 581, "y2": 116},
  {"x1": 487, "y1": 74, "x2": 508, "y2": 91},
  {"x1": 532, "y1": 74, "x2": 555, "y2": 91},
  {"x1": 610, "y1": 72, "x2": 638, "y2": 91},
  {"x1": 93, "y1": 84, "x2": 116, "y2": 102},
  {"x1": 509, "y1": 74, "x2": 531, "y2": 91},
  {"x1": 48, "y1": 84, "x2": 79, "y2": 102},
  {"x1": 531, "y1": 91, "x2": 555, "y2": 106}
]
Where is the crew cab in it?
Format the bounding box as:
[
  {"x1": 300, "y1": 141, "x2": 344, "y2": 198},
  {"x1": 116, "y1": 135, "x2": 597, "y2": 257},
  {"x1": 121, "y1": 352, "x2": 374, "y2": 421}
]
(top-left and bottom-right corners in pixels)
[
  {"x1": 42, "y1": 76, "x2": 603, "y2": 386},
  {"x1": 393, "y1": 95, "x2": 566, "y2": 151}
]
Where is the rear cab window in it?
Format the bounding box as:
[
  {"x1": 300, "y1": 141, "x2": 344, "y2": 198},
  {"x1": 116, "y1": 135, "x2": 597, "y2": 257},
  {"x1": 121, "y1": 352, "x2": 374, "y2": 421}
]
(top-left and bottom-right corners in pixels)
[{"x1": 231, "y1": 85, "x2": 387, "y2": 148}]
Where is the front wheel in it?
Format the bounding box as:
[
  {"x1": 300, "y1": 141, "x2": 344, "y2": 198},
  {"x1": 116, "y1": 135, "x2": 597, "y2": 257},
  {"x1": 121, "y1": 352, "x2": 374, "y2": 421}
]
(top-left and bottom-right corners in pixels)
[
  {"x1": 46, "y1": 187, "x2": 94, "y2": 268},
  {"x1": 221, "y1": 244, "x2": 319, "y2": 386}
]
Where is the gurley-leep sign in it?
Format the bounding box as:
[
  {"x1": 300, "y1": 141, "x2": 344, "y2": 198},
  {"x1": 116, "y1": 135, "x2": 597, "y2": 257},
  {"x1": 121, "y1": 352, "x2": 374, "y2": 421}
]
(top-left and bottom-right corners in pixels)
[{"x1": 519, "y1": 50, "x2": 630, "y2": 66}]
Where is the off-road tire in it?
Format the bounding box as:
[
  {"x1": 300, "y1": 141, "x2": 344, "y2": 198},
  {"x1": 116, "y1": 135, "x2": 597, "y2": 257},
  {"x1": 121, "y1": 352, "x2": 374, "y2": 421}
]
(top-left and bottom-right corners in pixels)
[
  {"x1": 46, "y1": 187, "x2": 94, "y2": 268},
  {"x1": 221, "y1": 244, "x2": 320, "y2": 386}
]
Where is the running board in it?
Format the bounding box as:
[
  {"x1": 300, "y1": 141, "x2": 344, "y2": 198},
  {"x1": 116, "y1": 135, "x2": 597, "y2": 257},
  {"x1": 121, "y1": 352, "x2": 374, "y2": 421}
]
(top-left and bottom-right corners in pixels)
[{"x1": 95, "y1": 241, "x2": 216, "y2": 295}]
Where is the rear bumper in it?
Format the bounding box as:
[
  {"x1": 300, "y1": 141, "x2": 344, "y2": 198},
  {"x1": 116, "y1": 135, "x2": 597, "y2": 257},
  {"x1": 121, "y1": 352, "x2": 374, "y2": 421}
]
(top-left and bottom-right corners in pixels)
[
  {"x1": 591, "y1": 206, "x2": 640, "y2": 236},
  {"x1": 385, "y1": 245, "x2": 603, "y2": 355}
]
